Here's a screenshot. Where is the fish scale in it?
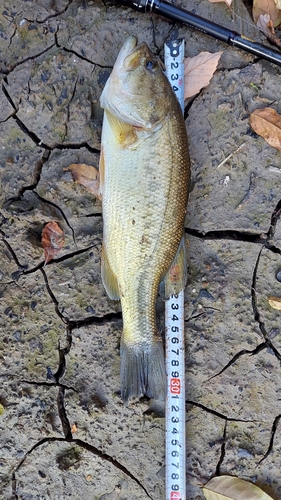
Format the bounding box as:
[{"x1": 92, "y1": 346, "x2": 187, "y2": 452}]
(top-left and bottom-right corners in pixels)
[{"x1": 100, "y1": 36, "x2": 190, "y2": 403}]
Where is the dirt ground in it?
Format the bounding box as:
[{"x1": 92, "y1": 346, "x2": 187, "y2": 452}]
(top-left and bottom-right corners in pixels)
[{"x1": 1, "y1": 0, "x2": 281, "y2": 499}]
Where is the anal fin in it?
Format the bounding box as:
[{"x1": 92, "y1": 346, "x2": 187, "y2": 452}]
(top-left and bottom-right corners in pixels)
[
  {"x1": 164, "y1": 233, "x2": 187, "y2": 299},
  {"x1": 98, "y1": 146, "x2": 105, "y2": 198},
  {"x1": 101, "y1": 244, "x2": 120, "y2": 300}
]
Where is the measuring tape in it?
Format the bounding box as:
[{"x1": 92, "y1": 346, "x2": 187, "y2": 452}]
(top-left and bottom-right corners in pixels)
[
  {"x1": 165, "y1": 39, "x2": 185, "y2": 112},
  {"x1": 165, "y1": 38, "x2": 186, "y2": 500}
]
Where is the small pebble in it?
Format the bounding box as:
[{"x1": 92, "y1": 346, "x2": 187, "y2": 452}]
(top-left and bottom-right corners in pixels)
[
  {"x1": 46, "y1": 367, "x2": 56, "y2": 381},
  {"x1": 276, "y1": 270, "x2": 281, "y2": 282},
  {"x1": 268, "y1": 328, "x2": 280, "y2": 339},
  {"x1": 199, "y1": 289, "x2": 215, "y2": 301},
  {"x1": 71, "y1": 423, "x2": 78, "y2": 433},
  {"x1": 86, "y1": 305, "x2": 95, "y2": 314}
]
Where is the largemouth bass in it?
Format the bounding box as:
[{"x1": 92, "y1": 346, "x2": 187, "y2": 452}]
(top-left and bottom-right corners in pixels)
[{"x1": 99, "y1": 36, "x2": 190, "y2": 404}]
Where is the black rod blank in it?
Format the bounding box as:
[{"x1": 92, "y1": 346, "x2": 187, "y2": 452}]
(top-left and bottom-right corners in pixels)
[{"x1": 117, "y1": 0, "x2": 281, "y2": 67}]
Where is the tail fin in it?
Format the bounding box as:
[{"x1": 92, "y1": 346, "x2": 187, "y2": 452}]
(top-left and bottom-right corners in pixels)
[{"x1": 120, "y1": 340, "x2": 166, "y2": 405}]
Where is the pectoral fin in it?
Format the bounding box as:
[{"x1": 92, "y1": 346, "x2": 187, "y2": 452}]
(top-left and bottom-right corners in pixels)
[
  {"x1": 164, "y1": 234, "x2": 187, "y2": 298},
  {"x1": 101, "y1": 244, "x2": 120, "y2": 300},
  {"x1": 105, "y1": 110, "x2": 137, "y2": 147}
]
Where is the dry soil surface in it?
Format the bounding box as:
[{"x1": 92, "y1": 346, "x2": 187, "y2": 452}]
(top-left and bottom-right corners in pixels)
[{"x1": 1, "y1": 0, "x2": 281, "y2": 499}]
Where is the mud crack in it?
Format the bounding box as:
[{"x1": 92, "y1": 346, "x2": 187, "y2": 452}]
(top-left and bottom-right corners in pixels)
[
  {"x1": 235, "y1": 172, "x2": 257, "y2": 211},
  {"x1": 39, "y1": 266, "x2": 122, "y2": 328},
  {"x1": 58, "y1": 385, "x2": 72, "y2": 439},
  {"x1": 206, "y1": 340, "x2": 274, "y2": 380},
  {"x1": 186, "y1": 400, "x2": 257, "y2": 423},
  {"x1": 215, "y1": 420, "x2": 227, "y2": 476},
  {"x1": 267, "y1": 198, "x2": 281, "y2": 240},
  {"x1": 0, "y1": 43, "x2": 57, "y2": 76},
  {"x1": 31, "y1": 0, "x2": 74, "y2": 25},
  {"x1": 185, "y1": 197, "x2": 281, "y2": 257},
  {"x1": 35, "y1": 192, "x2": 76, "y2": 245},
  {"x1": 39, "y1": 267, "x2": 66, "y2": 323},
  {"x1": 188, "y1": 198, "x2": 281, "y2": 380},
  {"x1": 54, "y1": 30, "x2": 113, "y2": 69},
  {"x1": 185, "y1": 227, "x2": 281, "y2": 255},
  {"x1": 8, "y1": 150, "x2": 51, "y2": 203},
  {"x1": 23, "y1": 243, "x2": 99, "y2": 275},
  {"x1": 258, "y1": 414, "x2": 281, "y2": 464},
  {"x1": 2, "y1": 81, "x2": 101, "y2": 153},
  {"x1": 251, "y1": 247, "x2": 269, "y2": 340},
  {"x1": 24, "y1": 266, "x2": 125, "y2": 493},
  {"x1": 12, "y1": 436, "x2": 153, "y2": 499},
  {"x1": 21, "y1": 379, "x2": 76, "y2": 392},
  {"x1": 35, "y1": 266, "x2": 121, "y2": 448},
  {"x1": 0, "y1": 227, "x2": 28, "y2": 271},
  {"x1": 251, "y1": 200, "x2": 281, "y2": 350}
]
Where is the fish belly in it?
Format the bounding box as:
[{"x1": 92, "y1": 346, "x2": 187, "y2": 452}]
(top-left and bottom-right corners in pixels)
[{"x1": 101, "y1": 111, "x2": 189, "y2": 403}]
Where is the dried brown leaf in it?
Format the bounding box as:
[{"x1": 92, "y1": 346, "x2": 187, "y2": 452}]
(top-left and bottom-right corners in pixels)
[
  {"x1": 253, "y1": 0, "x2": 281, "y2": 27},
  {"x1": 268, "y1": 295, "x2": 281, "y2": 309},
  {"x1": 208, "y1": 0, "x2": 232, "y2": 6},
  {"x1": 65, "y1": 163, "x2": 101, "y2": 199},
  {"x1": 184, "y1": 51, "x2": 223, "y2": 99},
  {"x1": 249, "y1": 107, "x2": 281, "y2": 150},
  {"x1": 203, "y1": 475, "x2": 274, "y2": 500},
  {"x1": 256, "y1": 13, "x2": 281, "y2": 46},
  {"x1": 41, "y1": 221, "x2": 64, "y2": 264}
]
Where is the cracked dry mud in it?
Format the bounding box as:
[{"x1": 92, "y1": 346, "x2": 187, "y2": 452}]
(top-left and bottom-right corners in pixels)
[{"x1": 1, "y1": 0, "x2": 281, "y2": 499}]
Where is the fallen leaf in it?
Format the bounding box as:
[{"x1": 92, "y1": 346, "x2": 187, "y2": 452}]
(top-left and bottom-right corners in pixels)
[
  {"x1": 208, "y1": 0, "x2": 232, "y2": 6},
  {"x1": 257, "y1": 13, "x2": 281, "y2": 47},
  {"x1": 253, "y1": 0, "x2": 281, "y2": 27},
  {"x1": 249, "y1": 107, "x2": 281, "y2": 150},
  {"x1": 41, "y1": 221, "x2": 64, "y2": 264},
  {"x1": 203, "y1": 475, "x2": 274, "y2": 500},
  {"x1": 184, "y1": 51, "x2": 223, "y2": 99},
  {"x1": 268, "y1": 295, "x2": 281, "y2": 309},
  {"x1": 65, "y1": 163, "x2": 101, "y2": 199}
]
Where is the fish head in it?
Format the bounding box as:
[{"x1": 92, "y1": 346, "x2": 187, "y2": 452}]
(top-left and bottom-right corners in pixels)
[{"x1": 100, "y1": 36, "x2": 172, "y2": 131}]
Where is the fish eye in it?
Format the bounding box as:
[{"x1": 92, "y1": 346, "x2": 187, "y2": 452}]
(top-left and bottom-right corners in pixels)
[{"x1": 146, "y1": 60, "x2": 156, "y2": 71}]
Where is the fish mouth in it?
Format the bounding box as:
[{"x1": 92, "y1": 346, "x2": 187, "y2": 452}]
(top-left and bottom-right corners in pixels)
[
  {"x1": 115, "y1": 35, "x2": 138, "y2": 69},
  {"x1": 115, "y1": 36, "x2": 153, "y2": 72},
  {"x1": 100, "y1": 36, "x2": 138, "y2": 111},
  {"x1": 123, "y1": 37, "x2": 154, "y2": 71},
  {"x1": 123, "y1": 35, "x2": 138, "y2": 54}
]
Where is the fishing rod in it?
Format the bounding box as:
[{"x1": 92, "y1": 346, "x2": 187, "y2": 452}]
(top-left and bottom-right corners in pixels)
[{"x1": 117, "y1": 0, "x2": 281, "y2": 67}]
